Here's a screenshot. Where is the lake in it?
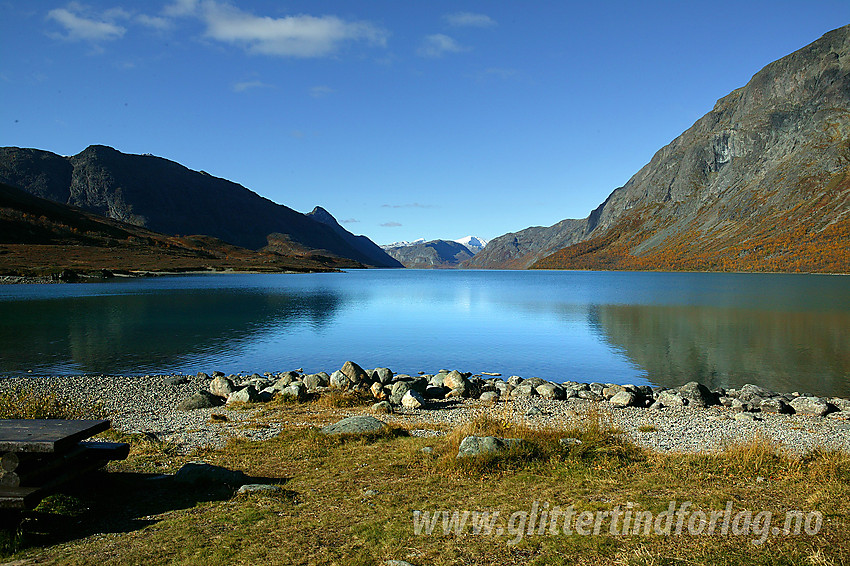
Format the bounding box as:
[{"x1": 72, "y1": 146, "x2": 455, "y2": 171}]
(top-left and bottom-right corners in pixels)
[{"x1": 0, "y1": 270, "x2": 848, "y2": 397}]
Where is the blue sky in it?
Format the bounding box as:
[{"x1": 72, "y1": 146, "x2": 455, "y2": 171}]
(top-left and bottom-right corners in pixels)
[{"x1": 2, "y1": 1, "x2": 849, "y2": 245}]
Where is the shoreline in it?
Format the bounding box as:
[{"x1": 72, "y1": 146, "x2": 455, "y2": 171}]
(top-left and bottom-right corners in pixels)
[{"x1": 2, "y1": 371, "x2": 848, "y2": 456}]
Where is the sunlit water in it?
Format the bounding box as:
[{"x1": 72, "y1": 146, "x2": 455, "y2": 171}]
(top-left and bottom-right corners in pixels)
[{"x1": 1, "y1": 270, "x2": 848, "y2": 396}]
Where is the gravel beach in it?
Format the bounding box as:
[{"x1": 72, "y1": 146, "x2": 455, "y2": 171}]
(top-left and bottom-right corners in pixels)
[{"x1": 2, "y1": 372, "x2": 849, "y2": 456}]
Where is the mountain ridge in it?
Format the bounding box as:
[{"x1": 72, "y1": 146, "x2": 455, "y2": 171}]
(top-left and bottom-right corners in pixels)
[
  {"x1": 468, "y1": 24, "x2": 850, "y2": 273},
  {"x1": 0, "y1": 145, "x2": 401, "y2": 268}
]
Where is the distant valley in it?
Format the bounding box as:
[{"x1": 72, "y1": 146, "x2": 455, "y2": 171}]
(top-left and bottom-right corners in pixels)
[
  {"x1": 382, "y1": 236, "x2": 488, "y2": 268},
  {"x1": 469, "y1": 25, "x2": 850, "y2": 273}
]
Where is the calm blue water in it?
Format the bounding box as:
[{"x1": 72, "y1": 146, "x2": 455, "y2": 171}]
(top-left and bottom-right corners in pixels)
[{"x1": 0, "y1": 270, "x2": 848, "y2": 396}]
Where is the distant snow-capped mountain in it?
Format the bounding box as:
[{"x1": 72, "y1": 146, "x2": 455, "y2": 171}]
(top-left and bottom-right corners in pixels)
[
  {"x1": 381, "y1": 238, "x2": 426, "y2": 249},
  {"x1": 454, "y1": 236, "x2": 488, "y2": 254}
]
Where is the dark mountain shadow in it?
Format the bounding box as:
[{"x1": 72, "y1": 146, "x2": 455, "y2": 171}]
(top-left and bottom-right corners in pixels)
[
  {"x1": 589, "y1": 303, "x2": 850, "y2": 396},
  {"x1": 0, "y1": 287, "x2": 345, "y2": 375}
]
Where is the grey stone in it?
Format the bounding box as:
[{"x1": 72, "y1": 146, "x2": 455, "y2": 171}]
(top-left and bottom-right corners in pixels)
[
  {"x1": 734, "y1": 413, "x2": 757, "y2": 422},
  {"x1": 602, "y1": 384, "x2": 626, "y2": 399},
  {"x1": 536, "y1": 382, "x2": 566, "y2": 400},
  {"x1": 164, "y1": 376, "x2": 188, "y2": 386},
  {"x1": 174, "y1": 462, "x2": 248, "y2": 486},
  {"x1": 226, "y1": 385, "x2": 262, "y2": 404},
  {"x1": 731, "y1": 399, "x2": 750, "y2": 412},
  {"x1": 609, "y1": 391, "x2": 637, "y2": 408},
  {"x1": 738, "y1": 383, "x2": 776, "y2": 402},
  {"x1": 577, "y1": 390, "x2": 604, "y2": 401},
  {"x1": 237, "y1": 484, "x2": 284, "y2": 495},
  {"x1": 443, "y1": 370, "x2": 467, "y2": 390},
  {"x1": 210, "y1": 375, "x2": 236, "y2": 398},
  {"x1": 677, "y1": 381, "x2": 715, "y2": 407},
  {"x1": 512, "y1": 382, "x2": 538, "y2": 398},
  {"x1": 321, "y1": 415, "x2": 386, "y2": 435},
  {"x1": 829, "y1": 398, "x2": 850, "y2": 412},
  {"x1": 524, "y1": 377, "x2": 547, "y2": 388},
  {"x1": 177, "y1": 390, "x2": 223, "y2": 411},
  {"x1": 656, "y1": 390, "x2": 686, "y2": 407},
  {"x1": 589, "y1": 382, "x2": 605, "y2": 395},
  {"x1": 197, "y1": 372, "x2": 211, "y2": 380},
  {"x1": 341, "y1": 361, "x2": 369, "y2": 384},
  {"x1": 371, "y1": 401, "x2": 393, "y2": 414},
  {"x1": 401, "y1": 389, "x2": 426, "y2": 409},
  {"x1": 424, "y1": 385, "x2": 448, "y2": 399},
  {"x1": 790, "y1": 396, "x2": 830, "y2": 417},
  {"x1": 384, "y1": 561, "x2": 416, "y2": 566},
  {"x1": 390, "y1": 381, "x2": 413, "y2": 405},
  {"x1": 457, "y1": 435, "x2": 522, "y2": 458},
  {"x1": 329, "y1": 370, "x2": 349, "y2": 390},
  {"x1": 559, "y1": 438, "x2": 583, "y2": 447},
  {"x1": 280, "y1": 382, "x2": 306, "y2": 402},
  {"x1": 370, "y1": 381, "x2": 387, "y2": 400},
  {"x1": 479, "y1": 391, "x2": 499, "y2": 405},
  {"x1": 507, "y1": 375, "x2": 523, "y2": 386},
  {"x1": 760, "y1": 397, "x2": 791, "y2": 414},
  {"x1": 303, "y1": 372, "x2": 329, "y2": 390},
  {"x1": 525, "y1": 406, "x2": 543, "y2": 417},
  {"x1": 373, "y1": 367, "x2": 394, "y2": 384}
]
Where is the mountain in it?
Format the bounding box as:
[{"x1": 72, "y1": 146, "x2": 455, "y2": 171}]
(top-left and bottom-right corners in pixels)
[
  {"x1": 0, "y1": 181, "x2": 360, "y2": 276},
  {"x1": 0, "y1": 145, "x2": 400, "y2": 268},
  {"x1": 382, "y1": 239, "x2": 474, "y2": 268},
  {"x1": 453, "y1": 236, "x2": 488, "y2": 254},
  {"x1": 307, "y1": 206, "x2": 402, "y2": 268},
  {"x1": 382, "y1": 238, "x2": 426, "y2": 249},
  {"x1": 469, "y1": 25, "x2": 850, "y2": 273}
]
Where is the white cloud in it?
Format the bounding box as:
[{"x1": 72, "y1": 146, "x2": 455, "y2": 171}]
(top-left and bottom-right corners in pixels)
[
  {"x1": 186, "y1": 2, "x2": 388, "y2": 58},
  {"x1": 46, "y1": 5, "x2": 126, "y2": 42},
  {"x1": 310, "y1": 85, "x2": 334, "y2": 98},
  {"x1": 163, "y1": 0, "x2": 199, "y2": 18},
  {"x1": 232, "y1": 80, "x2": 270, "y2": 92},
  {"x1": 444, "y1": 12, "x2": 496, "y2": 28},
  {"x1": 417, "y1": 34, "x2": 467, "y2": 58},
  {"x1": 381, "y1": 221, "x2": 402, "y2": 228},
  {"x1": 340, "y1": 218, "x2": 359, "y2": 224},
  {"x1": 136, "y1": 14, "x2": 172, "y2": 30}
]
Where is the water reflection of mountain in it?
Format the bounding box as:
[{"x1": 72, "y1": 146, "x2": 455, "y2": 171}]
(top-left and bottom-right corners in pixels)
[
  {"x1": 590, "y1": 304, "x2": 850, "y2": 397},
  {"x1": 0, "y1": 289, "x2": 344, "y2": 375}
]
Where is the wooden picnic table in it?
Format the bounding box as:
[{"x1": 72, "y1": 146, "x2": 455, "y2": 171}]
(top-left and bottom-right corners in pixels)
[{"x1": 0, "y1": 419, "x2": 129, "y2": 511}]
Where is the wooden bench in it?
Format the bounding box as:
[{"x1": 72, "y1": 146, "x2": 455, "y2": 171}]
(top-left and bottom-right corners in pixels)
[{"x1": 0, "y1": 420, "x2": 129, "y2": 511}]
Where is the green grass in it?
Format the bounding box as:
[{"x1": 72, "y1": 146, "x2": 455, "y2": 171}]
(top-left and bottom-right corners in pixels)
[{"x1": 1, "y1": 404, "x2": 848, "y2": 566}]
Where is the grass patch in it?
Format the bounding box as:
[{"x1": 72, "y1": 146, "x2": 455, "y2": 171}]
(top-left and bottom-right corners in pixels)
[
  {"x1": 1, "y1": 403, "x2": 848, "y2": 566},
  {"x1": 637, "y1": 424, "x2": 658, "y2": 433},
  {"x1": 0, "y1": 389, "x2": 104, "y2": 420}
]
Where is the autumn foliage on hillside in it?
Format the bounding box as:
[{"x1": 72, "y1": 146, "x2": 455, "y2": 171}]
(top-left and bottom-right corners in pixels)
[{"x1": 532, "y1": 173, "x2": 850, "y2": 274}]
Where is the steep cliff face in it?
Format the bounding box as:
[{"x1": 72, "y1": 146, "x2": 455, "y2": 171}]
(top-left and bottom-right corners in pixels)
[
  {"x1": 477, "y1": 25, "x2": 850, "y2": 273},
  {"x1": 0, "y1": 145, "x2": 401, "y2": 267},
  {"x1": 464, "y1": 218, "x2": 586, "y2": 269},
  {"x1": 307, "y1": 206, "x2": 403, "y2": 268}
]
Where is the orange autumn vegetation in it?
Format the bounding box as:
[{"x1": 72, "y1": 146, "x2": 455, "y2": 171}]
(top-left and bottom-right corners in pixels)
[{"x1": 532, "y1": 176, "x2": 850, "y2": 274}]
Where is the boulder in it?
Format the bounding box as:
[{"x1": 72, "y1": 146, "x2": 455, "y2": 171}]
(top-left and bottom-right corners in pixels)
[
  {"x1": 677, "y1": 381, "x2": 715, "y2": 407},
  {"x1": 609, "y1": 391, "x2": 637, "y2": 408},
  {"x1": 790, "y1": 396, "x2": 830, "y2": 417},
  {"x1": 656, "y1": 390, "x2": 686, "y2": 407},
  {"x1": 759, "y1": 398, "x2": 791, "y2": 414},
  {"x1": 321, "y1": 415, "x2": 386, "y2": 435},
  {"x1": 536, "y1": 382, "x2": 566, "y2": 400},
  {"x1": 479, "y1": 391, "x2": 500, "y2": 405},
  {"x1": 577, "y1": 390, "x2": 604, "y2": 401},
  {"x1": 371, "y1": 401, "x2": 393, "y2": 414},
  {"x1": 512, "y1": 382, "x2": 538, "y2": 399},
  {"x1": 177, "y1": 390, "x2": 223, "y2": 411},
  {"x1": 602, "y1": 384, "x2": 626, "y2": 399},
  {"x1": 236, "y1": 484, "x2": 284, "y2": 496},
  {"x1": 303, "y1": 372, "x2": 330, "y2": 391},
  {"x1": 424, "y1": 385, "x2": 448, "y2": 399},
  {"x1": 280, "y1": 382, "x2": 306, "y2": 402},
  {"x1": 507, "y1": 375, "x2": 524, "y2": 386},
  {"x1": 210, "y1": 375, "x2": 236, "y2": 398},
  {"x1": 370, "y1": 381, "x2": 388, "y2": 400},
  {"x1": 164, "y1": 376, "x2": 188, "y2": 386},
  {"x1": 373, "y1": 367, "x2": 394, "y2": 384},
  {"x1": 457, "y1": 435, "x2": 522, "y2": 458},
  {"x1": 443, "y1": 370, "x2": 467, "y2": 390},
  {"x1": 401, "y1": 390, "x2": 426, "y2": 409},
  {"x1": 738, "y1": 384, "x2": 776, "y2": 403},
  {"x1": 340, "y1": 361, "x2": 369, "y2": 385},
  {"x1": 390, "y1": 381, "x2": 413, "y2": 405},
  {"x1": 226, "y1": 385, "x2": 262, "y2": 405},
  {"x1": 329, "y1": 370, "x2": 350, "y2": 390}
]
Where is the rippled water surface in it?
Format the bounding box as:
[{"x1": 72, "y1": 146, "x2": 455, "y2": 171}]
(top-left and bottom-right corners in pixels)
[{"x1": 1, "y1": 270, "x2": 848, "y2": 396}]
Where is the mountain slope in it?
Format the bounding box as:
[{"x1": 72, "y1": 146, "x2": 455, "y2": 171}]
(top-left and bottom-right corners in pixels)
[
  {"x1": 307, "y1": 206, "x2": 403, "y2": 268},
  {"x1": 0, "y1": 145, "x2": 400, "y2": 268},
  {"x1": 473, "y1": 24, "x2": 850, "y2": 273},
  {"x1": 383, "y1": 239, "x2": 474, "y2": 268},
  {"x1": 0, "y1": 181, "x2": 359, "y2": 275}
]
